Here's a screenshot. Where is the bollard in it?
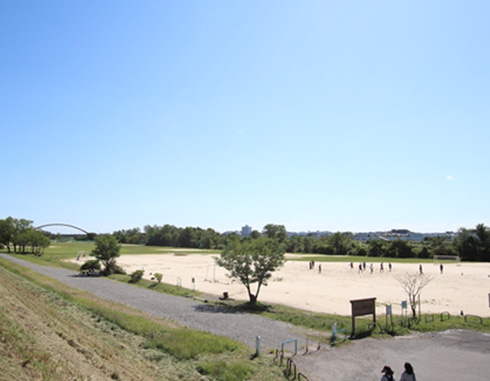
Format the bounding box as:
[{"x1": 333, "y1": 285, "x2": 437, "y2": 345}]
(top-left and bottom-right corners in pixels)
[{"x1": 255, "y1": 336, "x2": 261, "y2": 356}]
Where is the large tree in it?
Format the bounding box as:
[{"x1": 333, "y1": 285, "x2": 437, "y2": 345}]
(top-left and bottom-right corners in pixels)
[
  {"x1": 0, "y1": 217, "x2": 15, "y2": 252},
  {"x1": 216, "y1": 237, "x2": 285, "y2": 305},
  {"x1": 263, "y1": 224, "x2": 288, "y2": 242},
  {"x1": 454, "y1": 223, "x2": 490, "y2": 262},
  {"x1": 91, "y1": 235, "x2": 121, "y2": 275}
]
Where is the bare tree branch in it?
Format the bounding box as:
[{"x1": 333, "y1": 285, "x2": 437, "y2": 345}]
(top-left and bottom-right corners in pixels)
[{"x1": 395, "y1": 272, "x2": 433, "y2": 317}]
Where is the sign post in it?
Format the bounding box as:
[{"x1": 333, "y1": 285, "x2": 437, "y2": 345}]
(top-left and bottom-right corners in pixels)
[
  {"x1": 350, "y1": 297, "x2": 376, "y2": 335},
  {"x1": 386, "y1": 304, "x2": 392, "y2": 328}
]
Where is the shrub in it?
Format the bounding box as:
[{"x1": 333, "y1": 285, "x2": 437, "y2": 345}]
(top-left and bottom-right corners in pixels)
[
  {"x1": 129, "y1": 269, "x2": 144, "y2": 283},
  {"x1": 154, "y1": 273, "x2": 163, "y2": 283},
  {"x1": 102, "y1": 262, "x2": 126, "y2": 276},
  {"x1": 80, "y1": 260, "x2": 101, "y2": 272}
]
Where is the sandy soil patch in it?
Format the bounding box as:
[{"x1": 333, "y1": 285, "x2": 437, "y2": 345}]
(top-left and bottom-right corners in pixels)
[{"x1": 109, "y1": 254, "x2": 490, "y2": 317}]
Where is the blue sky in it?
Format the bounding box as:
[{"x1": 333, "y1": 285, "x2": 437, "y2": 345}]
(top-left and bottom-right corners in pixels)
[{"x1": 1, "y1": 1, "x2": 489, "y2": 234}]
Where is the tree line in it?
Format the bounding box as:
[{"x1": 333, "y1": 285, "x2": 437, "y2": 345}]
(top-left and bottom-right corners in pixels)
[
  {"x1": 113, "y1": 222, "x2": 490, "y2": 262},
  {"x1": 1, "y1": 216, "x2": 489, "y2": 262},
  {"x1": 0, "y1": 217, "x2": 51, "y2": 255}
]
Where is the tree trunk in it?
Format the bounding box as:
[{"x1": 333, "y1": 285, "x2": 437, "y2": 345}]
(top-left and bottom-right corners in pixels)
[
  {"x1": 410, "y1": 296, "x2": 417, "y2": 317},
  {"x1": 246, "y1": 285, "x2": 257, "y2": 304}
]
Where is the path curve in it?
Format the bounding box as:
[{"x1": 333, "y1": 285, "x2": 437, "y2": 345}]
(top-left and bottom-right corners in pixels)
[{"x1": 0, "y1": 254, "x2": 308, "y2": 350}]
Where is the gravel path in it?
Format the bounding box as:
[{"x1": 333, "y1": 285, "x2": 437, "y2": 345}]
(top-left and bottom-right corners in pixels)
[
  {"x1": 0, "y1": 254, "x2": 308, "y2": 350},
  {"x1": 5, "y1": 254, "x2": 490, "y2": 380}
]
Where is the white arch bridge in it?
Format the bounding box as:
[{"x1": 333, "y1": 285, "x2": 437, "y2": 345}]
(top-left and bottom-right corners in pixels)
[{"x1": 34, "y1": 223, "x2": 90, "y2": 235}]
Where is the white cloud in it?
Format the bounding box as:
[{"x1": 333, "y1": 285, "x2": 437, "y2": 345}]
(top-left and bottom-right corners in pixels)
[{"x1": 446, "y1": 175, "x2": 453, "y2": 181}]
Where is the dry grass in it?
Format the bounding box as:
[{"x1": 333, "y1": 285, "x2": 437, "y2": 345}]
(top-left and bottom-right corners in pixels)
[{"x1": 0, "y1": 258, "x2": 284, "y2": 380}]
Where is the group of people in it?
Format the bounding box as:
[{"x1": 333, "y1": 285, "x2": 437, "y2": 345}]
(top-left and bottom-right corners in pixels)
[
  {"x1": 352, "y1": 261, "x2": 392, "y2": 274},
  {"x1": 381, "y1": 363, "x2": 416, "y2": 381}
]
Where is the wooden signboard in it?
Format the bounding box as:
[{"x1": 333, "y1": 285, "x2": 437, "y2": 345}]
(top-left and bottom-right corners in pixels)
[{"x1": 350, "y1": 297, "x2": 376, "y2": 334}]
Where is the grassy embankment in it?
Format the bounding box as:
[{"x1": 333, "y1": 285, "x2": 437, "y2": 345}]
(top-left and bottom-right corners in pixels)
[{"x1": 0, "y1": 256, "x2": 284, "y2": 380}]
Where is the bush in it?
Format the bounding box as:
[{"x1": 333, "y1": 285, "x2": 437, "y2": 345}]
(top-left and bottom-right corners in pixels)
[
  {"x1": 80, "y1": 260, "x2": 101, "y2": 271},
  {"x1": 129, "y1": 269, "x2": 144, "y2": 283},
  {"x1": 102, "y1": 262, "x2": 126, "y2": 276},
  {"x1": 154, "y1": 273, "x2": 163, "y2": 283}
]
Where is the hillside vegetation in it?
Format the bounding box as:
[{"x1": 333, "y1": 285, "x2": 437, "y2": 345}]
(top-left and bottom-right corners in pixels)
[{"x1": 0, "y1": 258, "x2": 284, "y2": 380}]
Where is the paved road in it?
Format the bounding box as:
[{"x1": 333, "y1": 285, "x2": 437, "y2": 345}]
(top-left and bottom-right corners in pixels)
[
  {"x1": 296, "y1": 329, "x2": 490, "y2": 380},
  {"x1": 3, "y1": 254, "x2": 490, "y2": 380}
]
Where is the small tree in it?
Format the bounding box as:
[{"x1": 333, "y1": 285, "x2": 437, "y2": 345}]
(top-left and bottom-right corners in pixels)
[
  {"x1": 216, "y1": 238, "x2": 285, "y2": 305},
  {"x1": 91, "y1": 235, "x2": 122, "y2": 275},
  {"x1": 154, "y1": 273, "x2": 163, "y2": 283},
  {"x1": 395, "y1": 272, "x2": 432, "y2": 317},
  {"x1": 129, "y1": 269, "x2": 144, "y2": 283}
]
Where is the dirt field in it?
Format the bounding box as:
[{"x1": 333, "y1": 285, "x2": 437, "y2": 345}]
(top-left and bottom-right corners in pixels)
[{"x1": 114, "y1": 253, "x2": 490, "y2": 318}]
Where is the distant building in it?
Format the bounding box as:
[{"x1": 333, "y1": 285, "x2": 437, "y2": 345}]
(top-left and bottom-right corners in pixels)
[{"x1": 241, "y1": 225, "x2": 252, "y2": 237}]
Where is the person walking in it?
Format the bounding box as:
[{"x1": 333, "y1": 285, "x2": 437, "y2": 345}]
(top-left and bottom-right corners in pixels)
[
  {"x1": 399, "y1": 362, "x2": 416, "y2": 381},
  {"x1": 381, "y1": 365, "x2": 396, "y2": 381}
]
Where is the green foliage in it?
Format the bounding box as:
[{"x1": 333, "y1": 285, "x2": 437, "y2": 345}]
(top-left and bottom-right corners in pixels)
[
  {"x1": 144, "y1": 224, "x2": 224, "y2": 249},
  {"x1": 197, "y1": 360, "x2": 254, "y2": 381},
  {"x1": 328, "y1": 232, "x2": 357, "y2": 255},
  {"x1": 417, "y1": 246, "x2": 430, "y2": 259},
  {"x1": 144, "y1": 329, "x2": 239, "y2": 360},
  {"x1": 216, "y1": 237, "x2": 285, "y2": 304},
  {"x1": 80, "y1": 259, "x2": 101, "y2": 271},
  {"x1": 388, "y1": 239, "x2": 413, "y2": 258},
  {"x1": 91, "y1": 235, "x2": 121, "y2": 275},
  {"x1": 109, "y1": 273, "x2": 201, "y2": 298},
  {"x1": 262, "y1": 224, "x2": 288, "y2": 242},
  {"x1": 454, "y1": 224, "x2": 490, "y2": 261},
  {"x1": 367, "y1": 240, "x2": 387, "y2": 257},
  {"x1": 129, "y1": 269, "x2": 144, "y2": 283},
  {"x1": 0, "y1": 217, "x2": 50, "y2": 255},
  {"x1": 154, "y1": 273, "x2": 163, "y2": 283}
]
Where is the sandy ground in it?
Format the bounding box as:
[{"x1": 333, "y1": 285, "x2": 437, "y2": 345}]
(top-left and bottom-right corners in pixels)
[{"x1": 109, "y1": 253, "x2": 490, "y2": 318}]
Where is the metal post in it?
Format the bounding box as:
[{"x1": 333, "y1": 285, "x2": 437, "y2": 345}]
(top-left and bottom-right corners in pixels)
[{"x1": 255, "y1": 336, "x2": 261, "y2": 356}]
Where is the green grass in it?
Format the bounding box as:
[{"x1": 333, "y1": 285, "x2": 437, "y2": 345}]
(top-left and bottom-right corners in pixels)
[
  {"x1": 288, "y1": 253, "x2": 447, "y2": 264},
  {"x1": 144, "y1": 329, "x2": 239, "y2": 360},
  {"x1": 217, "y1": 299, "x2": 490, "y2": 342},
  {"x1": 197, "y1": 359, "x2": 255, "y2": 381},
  {"x1": 0, "y1": 257, "x2": 284, "y2": 380},
  {"x1": 109, "y1": 273, "x2": 203, "y2": 298}
]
